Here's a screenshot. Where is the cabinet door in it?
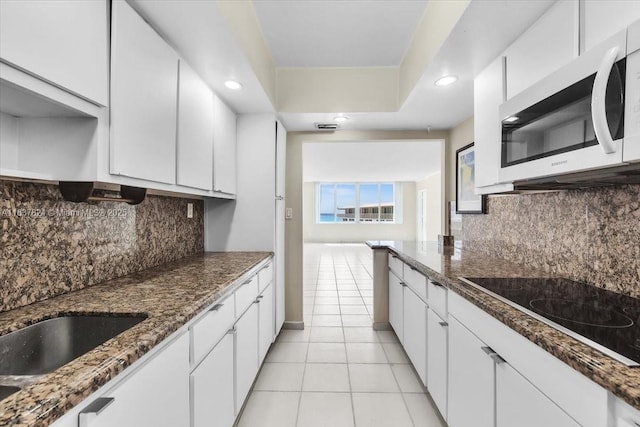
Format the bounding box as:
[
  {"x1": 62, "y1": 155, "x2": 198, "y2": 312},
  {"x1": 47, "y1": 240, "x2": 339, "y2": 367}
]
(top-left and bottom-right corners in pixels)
[
  {"x1": 427, "y1": 308, "x2": 448, "y2": 420},
  {"x1": 88, "y1": 332, "x2": 190, "y2": 427},
  {"x1": 258, "y1": 283, "x2": 274, "y2": 364},
  {"x1": 0, "y1": 0, "x2": 109, "y2": 106},
  {"x1": 496, "y1": 360, "x2": 579, "y2": 427},
  {"x1": 213, "y1": 95, "x2": 237, "y2": 194},
  {"x1": 110, "y1": 0, "x2": 178, "y2": 184},
  {"x1": 177, "y1": 60, "x2": 214, "y2": 190},
  {"x1": 474, "y1": 57, "x2": 506, "y2": 190},
  {"x1": 503, "y1": 0, "x2": 578, "y2": 99},
  {"x1": 235, "y1": 302, "x2": 259, "y2": 413},
  {"x1": 584, "y1": 1, "x2": 640, "y2": 52},
  {"x1": 402, "y1": 287, "x2": 427, "y2": 385},
  {"x1": 191, "y1": 333, "x2": 235, "y2": 427},
  {"x1": 448, "y1": 316, "x2": 494, "y2": 427},
  {"x1": 388, "y1": 271, "x2": 404, "y2": 343}
]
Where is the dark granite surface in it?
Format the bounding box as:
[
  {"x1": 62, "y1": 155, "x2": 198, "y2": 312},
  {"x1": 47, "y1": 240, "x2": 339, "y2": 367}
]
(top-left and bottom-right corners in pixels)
[
  {"x1": 368, "y1": 240, "x2": 640, "y2": 410},
  {"x1": 0, "y1": 252, "x2": 271, "y2": 427},
  {"x1": 1, "y1": 180, "x2": 205, "y2": 313}
]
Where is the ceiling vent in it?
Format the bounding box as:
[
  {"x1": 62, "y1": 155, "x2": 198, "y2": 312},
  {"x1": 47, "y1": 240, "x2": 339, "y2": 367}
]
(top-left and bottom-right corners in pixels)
[{"x1": 314, "y1": 122, "x2": 339, "y2": 130}]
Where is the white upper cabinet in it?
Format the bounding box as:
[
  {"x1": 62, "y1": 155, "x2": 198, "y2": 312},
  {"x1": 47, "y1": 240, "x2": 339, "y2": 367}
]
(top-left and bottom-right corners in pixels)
[
  {"x1": 0, "y1": 0, "x2": 109, "y2": 106},
  {"x1": 213, "y1": 95, "x2": 237, "y2": 194},
  {"x1": 583, "y1": 1, "x2": 640, "y2": 52},
  {"x1": 474, "y1": 57, "x2": 510, "y2": 191},
  {"x1": 110, "y1": 0, "x2": 178, "y2": 185},
  {"x1": 503, "y1": 0, "x2": 578, "y2": 100},
  {"x1": 177, "y1": 60, "x2": 214, "y2": 191}
]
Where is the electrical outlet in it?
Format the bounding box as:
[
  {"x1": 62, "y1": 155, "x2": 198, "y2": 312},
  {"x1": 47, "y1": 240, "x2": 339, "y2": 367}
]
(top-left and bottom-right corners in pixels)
[
  {"x1": 187, "y1": 203, "x2": 193, "y2": 218},
  {"x1": 285, "y1": 207, "x2": 293, "y2": 220}
]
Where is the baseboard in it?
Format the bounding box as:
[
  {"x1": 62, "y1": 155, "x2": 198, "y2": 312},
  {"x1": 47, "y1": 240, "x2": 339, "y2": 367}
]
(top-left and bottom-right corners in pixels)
[
  {"x1": 373, "y1": 322, "x2": 392, "y2": 331},
  {"x1": 282, "y1": 320, "x2": 305, "y2": 330}
]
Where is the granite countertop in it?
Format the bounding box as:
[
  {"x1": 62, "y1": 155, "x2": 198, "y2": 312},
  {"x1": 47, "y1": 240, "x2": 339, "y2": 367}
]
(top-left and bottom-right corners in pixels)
[
  {"x1": 368, "y1": 240, "x2": 640, "y2": 411},
  {"x1": 0, "y1": 251, "x2": 272, "y2": 427}
]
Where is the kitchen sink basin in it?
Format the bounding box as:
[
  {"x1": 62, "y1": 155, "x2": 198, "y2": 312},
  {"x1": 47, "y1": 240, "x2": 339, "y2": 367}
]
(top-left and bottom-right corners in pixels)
[
  {"x1": 0, "y1": 385, "x2": 20, "y2": 401},
  {"x1": 0, "y1": 314, "x2": 147, "y2": 376}
]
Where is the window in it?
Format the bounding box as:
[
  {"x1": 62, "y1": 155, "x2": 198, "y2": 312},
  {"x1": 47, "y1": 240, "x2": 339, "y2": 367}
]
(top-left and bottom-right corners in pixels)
[{"x1": 317, "y1": 183, "x2": 398, "y2": 223}]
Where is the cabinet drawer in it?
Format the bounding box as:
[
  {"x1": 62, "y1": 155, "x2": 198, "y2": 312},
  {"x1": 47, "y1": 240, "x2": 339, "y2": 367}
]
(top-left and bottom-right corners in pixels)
[
  {"x1": 258, "y1": 262, "x2": 273, "y2": 293},
  {"x1": 388, "y1": 254, "x2": 404, "y2": 278},
  {"x1": 235, "y1": 275, "x2": 259, "y2": 316},
  {"x1": 404, "y1": 265, "x2": 427, "y2": 302},
  {"x1": 190, "y1": 295, "x2": 235, "y2": 365},
  {"x1": 428, "y1": 279, "x2": 447, "y2": 319}
]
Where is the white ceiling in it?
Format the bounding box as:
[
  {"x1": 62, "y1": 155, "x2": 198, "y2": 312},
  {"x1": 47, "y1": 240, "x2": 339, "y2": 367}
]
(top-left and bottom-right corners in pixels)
[
  {"x1": 303, "y1": 140, "x2": 442, "y2": 182},
  {"x1": 253, "y1": 0, "x2": 428, "y2": 67},
  {"x1": 279, "y1": 0, "x2": 555, "y2": 131}
]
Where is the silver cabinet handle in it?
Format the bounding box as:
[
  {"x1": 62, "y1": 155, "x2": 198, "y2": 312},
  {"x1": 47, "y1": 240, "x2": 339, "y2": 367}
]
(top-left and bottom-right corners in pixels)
[
  {"x1": 400, "y1": 282, "x2": 407, "y2": 287},
  {"x1": 438, "y1": 321, "x2": 448, "y2": 327},
  {"x1": 255, "y1": 295, "x2": 264, "y2": 303},
  {"x1": 391, "y1": 255, "x2": 399, "y2": 259},
  {"x1": 242, "y1": 279, "x2": 252, "y2": 286},
  {"x1": 227, "y1": 327, "x2": 236, "y2": 335},
  {"x1": 79, "y1": 397, "x2": 114, "y2": 427},
  {"x1": 481, "y1": 346, "x2": 495, "y2": 355},
  {"x1": 260, "y1": 264, "x2": 271, "y2": 271},
  {"x1": 409, "y1": 266, "x2": 418, "y2": 271},
  {"x1": 431, "y1": 281, "x2": 444, "y2": 288},
  {"x1": 490, "y1": 353, "x2": 506, "y2": 364},
  {"x1": 275, "y1": 195, "x2": 284, "y2": 201},
  {"x1": 209, "y1": 303, "x2": 223, "y2": 312}
]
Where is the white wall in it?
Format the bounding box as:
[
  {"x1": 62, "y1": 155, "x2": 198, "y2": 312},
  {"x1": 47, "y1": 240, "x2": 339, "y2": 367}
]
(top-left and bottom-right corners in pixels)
[
  {"x1": 415, "y1": 173, "x2": 442, "y2": 241},
  {"x1": 303, "y1": 181, "x2": 416, "y2": 243}
]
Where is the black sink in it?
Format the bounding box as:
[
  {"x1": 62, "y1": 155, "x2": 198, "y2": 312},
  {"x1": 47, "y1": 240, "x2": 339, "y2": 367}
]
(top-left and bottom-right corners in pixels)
[{"x1": 0, "y1": 314, "x2": 147, "y2": 376}]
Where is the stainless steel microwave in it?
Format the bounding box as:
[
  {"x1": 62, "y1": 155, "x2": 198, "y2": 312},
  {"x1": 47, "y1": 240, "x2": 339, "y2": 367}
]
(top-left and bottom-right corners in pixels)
[{"x1": 498, "y1": 20, "x2": 640, "y2": 184}]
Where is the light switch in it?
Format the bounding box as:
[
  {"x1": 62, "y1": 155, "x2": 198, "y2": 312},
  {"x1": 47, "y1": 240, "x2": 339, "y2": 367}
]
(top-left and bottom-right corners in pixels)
[
  {"x1": 187, "y1": 203, "x2": 193, "y2": 218},
  {"x1": 285, "y1": 207, "x2": 293, "y2": 220}
]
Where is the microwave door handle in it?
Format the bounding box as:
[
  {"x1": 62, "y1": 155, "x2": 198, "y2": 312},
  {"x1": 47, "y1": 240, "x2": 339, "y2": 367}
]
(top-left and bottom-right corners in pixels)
[{"x1": 591, "y1": 46, "x2": 619, "y2": 155}]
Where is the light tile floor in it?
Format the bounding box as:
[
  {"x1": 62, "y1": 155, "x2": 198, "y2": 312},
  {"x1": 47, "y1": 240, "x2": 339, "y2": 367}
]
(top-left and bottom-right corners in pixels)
[{"x1": 236, "y1": 243, "x2": 447, "y2": 427}]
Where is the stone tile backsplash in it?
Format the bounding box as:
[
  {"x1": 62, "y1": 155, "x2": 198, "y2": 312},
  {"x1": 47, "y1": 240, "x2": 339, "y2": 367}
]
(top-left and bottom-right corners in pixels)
[
  {"x1": 460, "y1": 184, "x2": 640, "y2": 298},
  {"x1": 0, "y1": 180, "x2": 204, "y2": 312}
]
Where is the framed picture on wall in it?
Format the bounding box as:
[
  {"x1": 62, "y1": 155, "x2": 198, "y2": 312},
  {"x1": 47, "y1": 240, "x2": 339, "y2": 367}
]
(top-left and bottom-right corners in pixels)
[{"x1": 455, "y1": 143, "x2": 486, "y2": 214}]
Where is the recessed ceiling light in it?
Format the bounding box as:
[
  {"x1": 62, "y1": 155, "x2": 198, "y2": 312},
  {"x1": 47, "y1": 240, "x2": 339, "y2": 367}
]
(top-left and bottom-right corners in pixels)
[
  {"x1": 334, "y1": 116, "x2": 349, "y2": 123},
  {"x1": 504, "y1": 116, "x2": 519, "y2": 123},
  {"x1": 434, "y1": 75, "x2": 457, "y2": 87},
  {"x1": 224, "y1": 80, "x2": 243, "y2": 90}
]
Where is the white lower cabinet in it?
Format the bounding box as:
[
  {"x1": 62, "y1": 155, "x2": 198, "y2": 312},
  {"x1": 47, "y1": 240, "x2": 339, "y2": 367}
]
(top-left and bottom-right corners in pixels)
[
  {"x1": 402, "y1": 286, "x2": 427, "y2": 385},
  {"x1": 496, "y1": 360, "x2": 579, "y2": 427},
  {"x1": 235, "y1": 302, "x2": 259, "y2": 414},
  {"x1": 388, "y1": 270, "x2": 404, "y2": 343},
  {"x1": 448, "y1": 312, "x2": 581, "y2": 427},
  {"x1": 258, "y1": 283, "x2": 274, "y2": 364},
  {"x1": 85, "y1": 332, "x2": 190, "y2": 427},
  {"x1": 427, "y1": 308, "x2": 448, "y2": 420},
  {"x1": 191, "y1": 333, "x2": 235, "y2": 427},
  {"x1": 448, "y1": 316, "x2": 495, "y2": 427}
]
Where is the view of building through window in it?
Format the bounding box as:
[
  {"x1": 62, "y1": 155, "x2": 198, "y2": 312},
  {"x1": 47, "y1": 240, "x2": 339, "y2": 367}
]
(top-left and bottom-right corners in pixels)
[{"x1": 318, "y1": 183, "x2": 395, "y2": 223}]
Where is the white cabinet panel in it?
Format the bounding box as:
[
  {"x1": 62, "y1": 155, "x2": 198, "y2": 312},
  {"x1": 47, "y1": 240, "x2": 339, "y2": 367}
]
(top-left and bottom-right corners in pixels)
[
  {"x1": 258, "y1": 283, "x2": 274, "y2": 364},
  {"x1": 190, "y1": 295, "x2": 234, "y2": 366},
  {"x1": 235, "y1": 302, "x2": 259, "y2": 413},
  {"x1": 88, "y1": 332, "x2": 190, "y2": 427},
  {"x1": 584, "y1": 1, "x2": 640, "y2": 52},
  {"x1": 403, "y1": 287, "x2": 427, "y2": 385},
  {"x1": 504, "y1": 0, "x2": 578, "y2": 99},
  {"x1": 448, "y1": 316, "x2": 494, "y2": 427},
  {"x1": 474, "y1": 57, "x2": 508, "y2": 190},
  {"x1": 110, "y1": 0, "x2": 178, "y2": 184},
  {"x1": 388, "y1": 270, "x2": 404, "y2": 343},
  {"x1": 427, "y1": 308, "x2": 448, "y2": 420},
  {"x1": 404, "y1": 265, "x2": 427, "y2": 302},
  {"x1": 388, "y1": 254, "x2": 404, "y2": 278},
  {"x1": 177, "y1": 61, "x2": 214, "y2": 190},
  {"x1": 0, "y1": 0, "x2": 109, "y2": 106},
  {"x1": 191, "y1": 333, "x2": 235, "y2": 427},
  {"x1": 496, "y1": 360, "x2": 579, "y2": 427},
  {"x1": 235, "y1": 276, "x2": 259, "y2": 316},
  {"x1": 212, "y1": 96, "x2": 237, "y2": 194}
]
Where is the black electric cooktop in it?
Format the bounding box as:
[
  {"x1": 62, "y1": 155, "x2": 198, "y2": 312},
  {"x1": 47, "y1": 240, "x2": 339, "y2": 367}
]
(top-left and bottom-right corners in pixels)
[{"x1": 460, "y1": 277, "x2": 640, "y2": 366}]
